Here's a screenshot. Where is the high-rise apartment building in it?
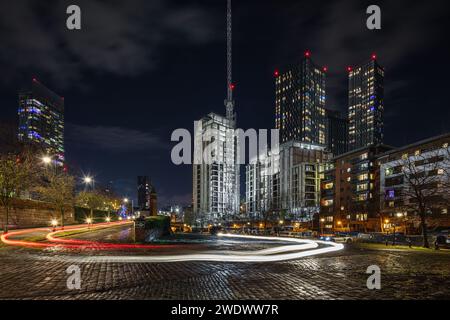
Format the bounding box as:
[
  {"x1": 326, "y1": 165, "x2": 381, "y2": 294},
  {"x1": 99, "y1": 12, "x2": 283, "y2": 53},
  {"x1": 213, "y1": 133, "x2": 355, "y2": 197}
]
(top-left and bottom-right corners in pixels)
[
  {"x1": 193, "y1": 113, "x2": 240, "y2": 224},
  {"x1": 348, "y1": 55, "x2": 384, "y2": 150},
  {"x1": 246, "y1": 141, "x2": 330, "y2": 223},
  {"x1": 275, "y1": 51, "x2": 327, "y2": 145},
  {"x1": 18, "y1": 79, "x2": 64, "y2": 163}
]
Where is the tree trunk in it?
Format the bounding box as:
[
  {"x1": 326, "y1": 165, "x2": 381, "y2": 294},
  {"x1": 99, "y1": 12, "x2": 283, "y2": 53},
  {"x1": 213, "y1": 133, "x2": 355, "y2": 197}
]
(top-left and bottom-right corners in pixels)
[
  {"x1": 420, "y1": 213, "x2": 429, "y2": 248},
  {"x1": 61, "y1": 208, "x2": 65, "y2": 228},
  {"x1": 5, "y1": 205, "x2": 9, "y2": 234}
]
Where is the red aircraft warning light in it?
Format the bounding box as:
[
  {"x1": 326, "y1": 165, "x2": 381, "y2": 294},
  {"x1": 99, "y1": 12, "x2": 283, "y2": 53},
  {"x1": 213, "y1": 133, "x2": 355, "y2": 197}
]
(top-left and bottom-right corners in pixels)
[
  {"x1": 274, "y1": 70, "x2": 279, "y2": 77},
  {"x1": 371, "y1": 53, "x2": 377, "y2": 60},
  {"x1": 323, "y1": 66, "x2": 328, "y2": 72},
  {"x1": 305, "y1": 51, "x2": 311, "y2": 58}
]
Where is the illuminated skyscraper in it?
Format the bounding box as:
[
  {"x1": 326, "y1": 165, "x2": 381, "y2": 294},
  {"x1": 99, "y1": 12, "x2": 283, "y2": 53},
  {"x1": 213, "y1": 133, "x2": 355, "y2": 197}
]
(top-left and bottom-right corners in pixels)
[
  {"x1": 348, "y1": 55, "x2": 384, "y2": 150},
  {"x1": 18, "y1": 79, "x2": 64, "y2": 163},
  {"x1": 275, "y1": 51, "x2": 327, "y2": 145}
]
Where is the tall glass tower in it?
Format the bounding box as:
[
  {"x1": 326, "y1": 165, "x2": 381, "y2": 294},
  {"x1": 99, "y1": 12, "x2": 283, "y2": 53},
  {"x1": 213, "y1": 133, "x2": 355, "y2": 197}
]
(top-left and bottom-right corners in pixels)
[
  {"x1": 275, "y1": 51, "x2": 327, "y2": 146},
  {"x1": 18, "y1": 79, "x2": 64, "y2": 163},
  {"x1": 348, "y1": 55, "x2": 384, "y2": 150}
]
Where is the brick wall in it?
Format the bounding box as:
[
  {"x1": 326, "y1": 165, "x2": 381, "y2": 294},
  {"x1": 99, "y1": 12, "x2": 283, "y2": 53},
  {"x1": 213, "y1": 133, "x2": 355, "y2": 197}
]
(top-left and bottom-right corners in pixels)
[{"x1": 0, "y1": 199, "x2": 75, "y2": 229}]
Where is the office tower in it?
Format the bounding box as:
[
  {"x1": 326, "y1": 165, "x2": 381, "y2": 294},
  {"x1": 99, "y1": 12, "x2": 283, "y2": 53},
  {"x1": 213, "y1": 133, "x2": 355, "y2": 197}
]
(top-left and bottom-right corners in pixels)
[
  {"x1": 137, "y1": 176, "x2": 157, "y2": 216},
  {"x1": 193, "y1": 113, "x2": 239, "y2": 224},
  {"x1": 325, "y1": 109, "x2": 348, "y2": 156},
  {"x1": 275, "y1": 51, "x2": 327, "y2": 145},
  {"x1": 18, "y1": 79, "x2": 65, "y2": 163},
  {"x1": 348, "y1": 55, "x2": 384, "y2": 150}
]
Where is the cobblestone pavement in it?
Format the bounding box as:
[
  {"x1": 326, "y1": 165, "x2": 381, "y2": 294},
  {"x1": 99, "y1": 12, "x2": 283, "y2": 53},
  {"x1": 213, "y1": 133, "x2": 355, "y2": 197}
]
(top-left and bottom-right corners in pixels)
[{"x1": 0, "y1": 226, "x2": 449, "y2": 300}]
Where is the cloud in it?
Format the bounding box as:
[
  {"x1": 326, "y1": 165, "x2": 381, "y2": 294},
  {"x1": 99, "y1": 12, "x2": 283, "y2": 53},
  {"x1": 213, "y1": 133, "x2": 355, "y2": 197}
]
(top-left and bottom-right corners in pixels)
[
  {"x1": 66, "y1": 123, "x2": 166, "y2": 153},
  {"x1": 0, "y1": 0, "x2": 217, "y2": 88}
]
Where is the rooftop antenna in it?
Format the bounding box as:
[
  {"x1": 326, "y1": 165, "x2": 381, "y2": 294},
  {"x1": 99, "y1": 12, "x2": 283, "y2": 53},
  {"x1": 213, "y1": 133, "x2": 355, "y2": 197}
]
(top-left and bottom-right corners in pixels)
[{"x1": 225, "y1": 0, "x2": 235, "y2": 121}]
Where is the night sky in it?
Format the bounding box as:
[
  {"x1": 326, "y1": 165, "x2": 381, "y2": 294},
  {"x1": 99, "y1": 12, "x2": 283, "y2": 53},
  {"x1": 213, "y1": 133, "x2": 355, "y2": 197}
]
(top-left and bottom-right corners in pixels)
[{"x1": 1, "y1": 0, "x2": 449, "y2": 206}]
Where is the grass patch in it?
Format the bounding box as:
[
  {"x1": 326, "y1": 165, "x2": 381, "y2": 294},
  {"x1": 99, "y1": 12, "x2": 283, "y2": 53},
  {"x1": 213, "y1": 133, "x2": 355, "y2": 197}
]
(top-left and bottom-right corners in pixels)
[{"x1": 353, "y1": 242, "x2": 450, "y2": 254}]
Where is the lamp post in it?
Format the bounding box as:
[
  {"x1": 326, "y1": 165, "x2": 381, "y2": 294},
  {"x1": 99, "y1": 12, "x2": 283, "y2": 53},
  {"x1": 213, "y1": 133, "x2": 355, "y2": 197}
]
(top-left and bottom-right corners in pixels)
[
  {"x1": 124, "y1": 198, "x2": 134, "y2": 217},
  {"x1": 320, "y1": 218, "x2": 325, "y2": 235}
]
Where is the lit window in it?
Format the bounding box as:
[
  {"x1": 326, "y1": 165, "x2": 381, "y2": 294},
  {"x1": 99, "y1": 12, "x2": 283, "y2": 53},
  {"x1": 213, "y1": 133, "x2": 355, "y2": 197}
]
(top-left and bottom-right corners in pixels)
[
  {"x1": 438, "y1": 169, "x2": 444, "y2": 175},
  {"x1": 415, "y1": 150, "x2": 421, "y2": 156}
]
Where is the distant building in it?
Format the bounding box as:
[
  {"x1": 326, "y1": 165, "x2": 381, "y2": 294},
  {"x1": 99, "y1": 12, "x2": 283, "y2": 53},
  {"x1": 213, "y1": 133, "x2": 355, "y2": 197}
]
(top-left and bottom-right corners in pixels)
[
  {"x1": 193, "y1": 113, "x2": 240, "y2": 225},
  {"x1": 18, "y1": 79, "x2": 64, "y2": 163},
  {"x1": 137, "y1": 176, "x2": 157, "y2": 216},
  {"x1": 325, "y1": 109, "x2": 348, "y2": 156},
  {"x1": 275, "y1": 52, "x2": 327, "y2": 146},
  {"x1": 348, "y1": 56, "x2": 384, "y2": 151}
]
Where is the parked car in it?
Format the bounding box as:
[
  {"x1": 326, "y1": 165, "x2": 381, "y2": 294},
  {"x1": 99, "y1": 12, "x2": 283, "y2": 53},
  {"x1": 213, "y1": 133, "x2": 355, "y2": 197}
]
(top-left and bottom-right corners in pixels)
[{"x1": 434, "y1": 235, "x2": 450, "y2": 249}]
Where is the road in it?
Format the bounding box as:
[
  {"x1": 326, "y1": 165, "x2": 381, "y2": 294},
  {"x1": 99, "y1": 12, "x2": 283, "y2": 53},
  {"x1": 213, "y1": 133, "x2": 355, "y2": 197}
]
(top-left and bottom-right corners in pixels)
[{"x1": 0, "y1": 224, "x2": 449, "y2": 300}]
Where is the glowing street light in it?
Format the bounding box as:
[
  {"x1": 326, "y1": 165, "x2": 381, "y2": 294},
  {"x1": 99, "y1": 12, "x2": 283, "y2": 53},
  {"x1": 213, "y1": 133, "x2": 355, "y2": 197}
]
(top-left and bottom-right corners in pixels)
[
  {"x1": 42, "y1": 156, "x2": 52, "y2": 165},
  {"x1": 105, "y1": 217, "x2": 111, "y2": 223},
  {"x1": 86, "y1": 217, "x2": 92, "y2": 224},
  {"x1": 83, "y1": 176, "x2": 93, "y2": 184},
  {"x1": 123, "y1": 198, "x2": 129, "y2": 203},
  {"x1": 51, "y1": 219, "x2": 58, "y2": 231}
]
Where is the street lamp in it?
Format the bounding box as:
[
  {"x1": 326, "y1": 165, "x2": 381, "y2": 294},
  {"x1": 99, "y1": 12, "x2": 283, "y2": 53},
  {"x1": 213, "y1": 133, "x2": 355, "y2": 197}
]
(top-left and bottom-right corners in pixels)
[
  {"x1": 320, "y1": 218, "x2": 325, "y2": 235},
  {"x1": 123, "y1": 198, "x2": 134, "y2": 217},
  {"x1": 42, "y1": 156, "x2": 52, "y2": 165},
  {"x1": 83, "y1": 176, "x2": 93, "y2": 184},
  {"x1": 51, "y1": 219, "x2": 58, "y2": 232},
  {"x1": 86, "y1": 217, "x2": 92, "y2": 227},
  {"x1": 105, "y1": 216, "x2": 111, "y2": 223}
]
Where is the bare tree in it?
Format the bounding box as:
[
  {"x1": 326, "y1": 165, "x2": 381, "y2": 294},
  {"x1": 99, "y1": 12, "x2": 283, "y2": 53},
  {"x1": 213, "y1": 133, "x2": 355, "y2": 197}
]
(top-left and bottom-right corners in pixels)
[
  {"x1": 396, "y1": 150, "x2": 449, "y2": 248},
  {"x1": 75, "y1": 191, "x2": 105, "y2": 221},
  {"x1": 35, "y1": 169, "x2": 75, "y2": 228}
]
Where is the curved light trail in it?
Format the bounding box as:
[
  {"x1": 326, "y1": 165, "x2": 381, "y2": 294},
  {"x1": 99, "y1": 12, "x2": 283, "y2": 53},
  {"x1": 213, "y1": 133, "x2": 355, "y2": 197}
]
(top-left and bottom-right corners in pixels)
[
  {"x1": 2, "y1": 223, "x2": 344, "y2": 262},
  {"x1": 38, "y1": 234, "x2": 344, "y2": 264},
  {"x1": 1, "y1": 222, "x2": 182, "y2": 250}
]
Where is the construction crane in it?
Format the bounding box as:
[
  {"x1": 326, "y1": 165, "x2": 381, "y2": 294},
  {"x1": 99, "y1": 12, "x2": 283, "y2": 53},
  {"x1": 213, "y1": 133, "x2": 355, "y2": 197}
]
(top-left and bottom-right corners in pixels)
[{"x1": 225, "y1": 0, "x2": 235, "y2": 121}]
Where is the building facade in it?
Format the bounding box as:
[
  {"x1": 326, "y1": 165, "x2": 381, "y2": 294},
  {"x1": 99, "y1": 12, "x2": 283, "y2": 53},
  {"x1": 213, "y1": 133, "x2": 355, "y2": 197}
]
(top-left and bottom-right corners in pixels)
[
  {"x1": 193, "y1": 113, "x2": 240, "y2": 225},
  {"x1": 348, "y1": 56, "x2": 384, "y2": 151},
  {"x1": 378, "y1": 134, "x2": 450, "y2": 233},
  {"x1": 245, "y1": 150, "x2": 280, "y2": 221},
  {"x1": 18, "y1": 79, "x2": 65, "y2": 163},
  {"x1": 275, "y1": 52, "x2": 327, "y2": 146},
  {"x1": 246, "y1": 141, "x2": 330, "y2": 223},
  {"x1": 320, "y1": 144, "x2": 393, "y2": 232},
  {"x1": 325, "y1": 109, "x2": 348, "y2": 156}
]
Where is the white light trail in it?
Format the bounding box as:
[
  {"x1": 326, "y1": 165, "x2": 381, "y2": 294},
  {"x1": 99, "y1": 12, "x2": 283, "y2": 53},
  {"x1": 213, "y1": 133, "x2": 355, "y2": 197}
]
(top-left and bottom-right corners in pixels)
[{"x1": 40, "y1": 234, "x2": 344, "y2": 264}]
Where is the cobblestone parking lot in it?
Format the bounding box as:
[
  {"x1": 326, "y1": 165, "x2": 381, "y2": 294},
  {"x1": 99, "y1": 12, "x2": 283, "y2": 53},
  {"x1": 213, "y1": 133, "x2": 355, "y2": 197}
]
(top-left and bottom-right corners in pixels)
[{"x1": 0, "y1": 225, "x2": 449, "y2": 300}]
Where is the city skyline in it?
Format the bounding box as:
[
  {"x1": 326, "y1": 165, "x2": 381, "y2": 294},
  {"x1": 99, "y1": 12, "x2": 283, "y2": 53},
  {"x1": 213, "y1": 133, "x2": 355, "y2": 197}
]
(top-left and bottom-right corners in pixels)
[{"x1": 0, "y1": 0, "x2": 450, "y2": 206}]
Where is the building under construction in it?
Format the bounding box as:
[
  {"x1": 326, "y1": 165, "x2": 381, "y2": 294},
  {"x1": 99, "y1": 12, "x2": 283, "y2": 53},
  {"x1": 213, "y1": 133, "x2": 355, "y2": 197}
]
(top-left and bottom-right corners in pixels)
[{"x1": 192, "y1": 0, "x2": 240, "y2": 226}]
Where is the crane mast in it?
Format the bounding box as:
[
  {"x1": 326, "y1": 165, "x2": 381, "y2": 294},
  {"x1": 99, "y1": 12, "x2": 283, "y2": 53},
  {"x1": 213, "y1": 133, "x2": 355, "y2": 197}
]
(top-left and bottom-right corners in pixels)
[{"x1": 225, "y1": 0, "x2": 234, "y2": 121}]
